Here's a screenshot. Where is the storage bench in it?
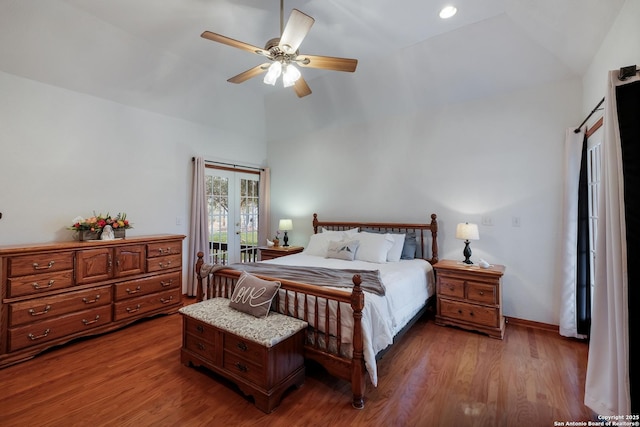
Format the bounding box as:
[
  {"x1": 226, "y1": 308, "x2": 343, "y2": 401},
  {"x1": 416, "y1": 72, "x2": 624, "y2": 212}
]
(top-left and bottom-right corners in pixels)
[{"x1": 179, "y1": 298, "x2": 307, "y2": 413}]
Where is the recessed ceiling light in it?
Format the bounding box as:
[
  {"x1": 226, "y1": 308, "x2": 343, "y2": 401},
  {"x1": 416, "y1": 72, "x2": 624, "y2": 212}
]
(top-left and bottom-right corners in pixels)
[{"x1": 439, "y1": 5, "x2": 457, "y2": 19}]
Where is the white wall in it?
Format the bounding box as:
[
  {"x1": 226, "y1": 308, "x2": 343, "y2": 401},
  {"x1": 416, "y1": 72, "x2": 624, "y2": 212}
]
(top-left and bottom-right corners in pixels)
[
  {"x1": 0, "y1": 71, "x2": 267, "y2": 289},
  {"x1": 268, "y1": 77, "x2": 582, "y2": 325},
  {"x1": 583, "y1": 0, "x2": 640, "y2": 115}
]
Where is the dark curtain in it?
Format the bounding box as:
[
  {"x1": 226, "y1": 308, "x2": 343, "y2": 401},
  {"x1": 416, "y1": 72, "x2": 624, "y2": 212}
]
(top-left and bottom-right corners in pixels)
[
  {"x1": 616, "y1": 79, "x2": 640, "y2": 414},
  {"x1": 576, "y1": 135, "x2": 591, "y2": 336}
]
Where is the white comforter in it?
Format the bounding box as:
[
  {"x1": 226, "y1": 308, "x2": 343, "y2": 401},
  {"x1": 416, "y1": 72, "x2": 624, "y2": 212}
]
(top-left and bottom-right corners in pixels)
[{"x1": 262, "y1": 253, "x2": 434, "y2": 386}]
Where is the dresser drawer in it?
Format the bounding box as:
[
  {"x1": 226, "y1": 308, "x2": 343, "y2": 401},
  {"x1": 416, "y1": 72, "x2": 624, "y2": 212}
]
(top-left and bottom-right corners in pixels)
[
  {"x1": 223, "y1": 350, "x2": 265, "y2": 387},
  {"x1": 439, "y1": 299, "x2": 499, "y2": 328},
  {"x1": 184, "y1": 317, "x2": 216, "y2": 343},
  {"x1": 7, "y1": 252, "x2": 75, "y2": 277},
  {"x1": 147, "y1": 241, "x2": 182, "y2": 258},
  {"x1": 8, "y1": 285, "x2": 112, "y2": 327},
  {"x1": 113, "y1": 288, "x2": 181, "y2": 321},
  {"x1": 113, "y1": 271, "x2": 181, "y2": 301},
  {"x1": 146, "y1": 254, "x2": 182, "y2": 273},
  {"x1": 7, "y1": 270, "x2": 75, "y2": 298},
  {"x1": 184, "y1": 333, "x2": 217, "y2": 363},
  {"x1": 466, "y1": 282, "x2": 497, "y2": 305},
  {"x1": 223, "y1": 333, "x2": 265, "y2": 366},
  {"x1": 8, "y1": 305, "x2": 112, "y2": 351},
  {"x1": 437, "y1": 276, "x2": 465, "y2": 299}
]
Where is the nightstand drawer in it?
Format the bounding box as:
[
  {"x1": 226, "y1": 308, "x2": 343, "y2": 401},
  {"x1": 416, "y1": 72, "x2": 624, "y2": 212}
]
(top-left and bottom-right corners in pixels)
[
  {"x1": 439, "y1": 299, "x2": 499, "y2": 328},
  {"x1": 437, "y1": 276, "x2": 465, "y2": 299},
  {"x1": 466, "y1": 282, "x2": 497, "y2": 305}
]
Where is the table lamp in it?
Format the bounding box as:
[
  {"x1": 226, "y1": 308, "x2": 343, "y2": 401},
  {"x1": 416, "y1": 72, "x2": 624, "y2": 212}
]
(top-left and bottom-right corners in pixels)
[
  {"x1": 455, "y1": 222, "x2": 479, "y2": 264},
  {"x1": 278, "y1": 219, "x2": 293, "y2": 247}
]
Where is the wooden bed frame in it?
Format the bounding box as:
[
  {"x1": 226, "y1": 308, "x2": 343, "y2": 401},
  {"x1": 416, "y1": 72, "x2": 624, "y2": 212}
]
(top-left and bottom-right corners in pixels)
[{"x1": 195, "y1": 213, "x2": 438, "y2": 409}]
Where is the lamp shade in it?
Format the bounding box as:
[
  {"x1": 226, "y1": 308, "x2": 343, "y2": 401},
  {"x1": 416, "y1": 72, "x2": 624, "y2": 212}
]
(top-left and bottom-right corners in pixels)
[
  {"x1": 455, "y1": 222, "x2": 479, "y2": 241},
  {"x1": 278, "y1": 219, "x2": 293, "y2": 231}
]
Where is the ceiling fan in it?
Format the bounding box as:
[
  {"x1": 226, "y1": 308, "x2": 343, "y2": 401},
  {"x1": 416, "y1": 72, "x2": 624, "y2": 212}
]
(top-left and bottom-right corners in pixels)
[{"x1": 201, "y1": 0, "x2": 358, "y2": 98}]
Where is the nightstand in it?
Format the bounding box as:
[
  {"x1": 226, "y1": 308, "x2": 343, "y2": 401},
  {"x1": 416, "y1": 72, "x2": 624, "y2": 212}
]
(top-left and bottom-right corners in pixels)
[
  {"x1": 433, "y1": 259, "x2": 506, "y2": 339},
  {"x1": 258, "y1": 246, "x2": 304, "y2": 261}
]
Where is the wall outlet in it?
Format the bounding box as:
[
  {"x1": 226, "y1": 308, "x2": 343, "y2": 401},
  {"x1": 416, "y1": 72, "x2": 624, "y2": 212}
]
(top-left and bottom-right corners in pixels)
[{"x1": 481, "y1": 216, "x2": 494, "y2": 226}]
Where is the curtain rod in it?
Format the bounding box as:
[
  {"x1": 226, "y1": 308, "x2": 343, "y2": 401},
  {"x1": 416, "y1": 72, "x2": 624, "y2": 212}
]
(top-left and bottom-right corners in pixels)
[
  {"x1": 574, "y1": 65, "x2": 638, "y2": 134},
  {"x1": 574, "y1": 97, "x2": 605, "y2": 133},
  {"x1": 191, "y1": 157, "x2": 264, "y2": 171}
]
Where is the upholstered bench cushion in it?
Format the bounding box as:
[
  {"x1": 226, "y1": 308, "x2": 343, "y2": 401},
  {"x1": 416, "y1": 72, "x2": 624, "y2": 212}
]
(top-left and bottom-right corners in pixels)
[{"x1": 179, "y1": 298, "x2": 308, "y2": 348}]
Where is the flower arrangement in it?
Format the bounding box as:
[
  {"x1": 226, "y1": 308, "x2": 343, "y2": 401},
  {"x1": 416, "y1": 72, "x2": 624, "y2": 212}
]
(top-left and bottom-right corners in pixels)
[{"x1": 69, "y1": 212, "x2": 132, "y2": 233}]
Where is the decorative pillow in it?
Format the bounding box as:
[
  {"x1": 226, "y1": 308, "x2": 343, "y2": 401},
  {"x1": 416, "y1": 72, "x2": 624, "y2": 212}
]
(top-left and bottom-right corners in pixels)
[
  {"x1": 229, "y1": 271, "x2": 281, "y2": 318},
  {"x1": 354, "y1": 231, "x2": 394, "y2": 263},
  {"x1": 326, "y1": 239, "x2": 360, "y2": 261},
  {"x1": 401, "y1": 232, "x2": 417, "y2": 260}
]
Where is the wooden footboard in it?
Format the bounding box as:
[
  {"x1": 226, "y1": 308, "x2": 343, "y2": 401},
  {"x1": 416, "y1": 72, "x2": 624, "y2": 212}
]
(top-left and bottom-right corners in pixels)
[{"x1": 195, "y1": 252, "x2": 367, "y2": 409}]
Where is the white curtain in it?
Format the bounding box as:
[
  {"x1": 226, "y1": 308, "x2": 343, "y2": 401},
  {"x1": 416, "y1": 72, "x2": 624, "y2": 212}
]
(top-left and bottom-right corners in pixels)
[
  {"x1": 258, "y1": 167, "x2": 271, "y2": 248},
  {"x1": 584, "y1": 70, "x2": 636, "y2": 416},
  {"x1": 186, "y1": 157, "x2": 208, "y2": 296},
  {"x1": 559, "y1": 128, "x2": 587, "y2": 339}
]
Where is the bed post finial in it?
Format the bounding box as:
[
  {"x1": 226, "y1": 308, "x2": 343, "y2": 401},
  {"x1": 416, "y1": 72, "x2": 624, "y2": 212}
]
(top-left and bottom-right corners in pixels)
[
  {"x1": 350, "y1": 274, "x2": 366, "y2": 409},
  {"x1": 196, "y1": 251, "x2": 204, "y2": 301},
  {"x1": 429, "y1": 214, "x2": 438, "y2": 264},
  {"x1": 313, "y1": 213, "x2": 319, "y2": 234}
]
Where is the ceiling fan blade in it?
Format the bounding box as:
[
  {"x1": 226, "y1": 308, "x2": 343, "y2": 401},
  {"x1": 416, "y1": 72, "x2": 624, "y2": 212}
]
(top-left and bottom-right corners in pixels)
[
  {"x1": 227, "y1": 63, "x2": 271, "y2": 84},
  {"x1": 296, "y1": 54, "x2": 358, "y2": 72},
  {"x1": 279, "y1": 9, "x2": 315, "y2": 54},
  {"x1": 293, "y1": 76, "x2": 312, "y2": 98},
  {"x1": 201, "y1": 31, "x2": 270, "y2": 57}
]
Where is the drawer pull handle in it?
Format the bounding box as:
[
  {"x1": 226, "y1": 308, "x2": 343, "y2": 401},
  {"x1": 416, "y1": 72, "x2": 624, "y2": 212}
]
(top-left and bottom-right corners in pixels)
[
  {"x1": 32, "y1": 261, "x2": 55, "y2": 270},
  {"x1": 469, "y1": 312, "x2": 474, "y2": 316},
  {"x1": 126, "y1": 286, "x2": 142, "y2": 294},
  {"x1": 196, "y1": 325, "x2": 204, "y2": 333},
  {"x1": 82, "y1": 295, "x2": 101, "y2": 304},
  {"x1": 126, "y1": 304, "x2": 142, "y2": 313},
  {"x1": 32, "y1": 280, "x2": 54, "y2": 290},
  {"x1": 448, "y1": 286, "x2": 455, "y2": 291},
  {"x1": 237, "y1": 341, "x2": 248, "y2": 352},
  {"x1": 197, "y1": 343, "x2": 205, "y2": 350},
  {"x1": 160, "y1": 280, "x2": 173, "y2": 288},
  {"x1": 158, "y1": 261, "x2": 172, "y2": 269},
  {"x1": 160, "y1": 296, "x2": 174, "y2": 304},
  {"x1": 479, "y1": 291, "x2": 485, "y2": 296},
  {"x1": 28, "y1": 329, "x2": 51, "y2": 341},
  {"x1": 235, "y1": 362, "x2": 248, "y2": 373},
  {"x1": 29, "y1": 305, "x2": 52, "y2": 316},
  {"x1": 458, "y1": 309, "x2": 463, "y2": 314},
  {"x1": 82, "y1": 315, "x2": 100, "y2": 325},
  {"x1": 158, "y1": 248, "x2": 172, "y2": 254}
]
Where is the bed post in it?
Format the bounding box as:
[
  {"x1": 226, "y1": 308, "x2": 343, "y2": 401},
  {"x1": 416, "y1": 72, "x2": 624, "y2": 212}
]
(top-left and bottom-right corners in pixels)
[
  {"x1": 195, "y1": 251, "x2": 204, "y2": 301},
  {"x1": 429, "y1": 213, "x2": 439, "y2": 264},
  {"x1": 350, "y1": 274, "x2": 366, "y2": 409},
  {"x1": 313, "y1": 213, "x2": 319, "y2": 234}
]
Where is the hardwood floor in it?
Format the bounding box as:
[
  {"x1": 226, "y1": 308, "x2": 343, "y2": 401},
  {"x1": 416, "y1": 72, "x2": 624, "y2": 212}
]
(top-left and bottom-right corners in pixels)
[{"x1": 0, "y1": 298, "x2": 594, "y2": 427}]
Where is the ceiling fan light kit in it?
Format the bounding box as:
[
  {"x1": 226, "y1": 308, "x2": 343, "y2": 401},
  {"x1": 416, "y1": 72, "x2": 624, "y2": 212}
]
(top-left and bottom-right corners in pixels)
[{"x1": 201, "y1": 0, "x2": 358, "y2": 98}]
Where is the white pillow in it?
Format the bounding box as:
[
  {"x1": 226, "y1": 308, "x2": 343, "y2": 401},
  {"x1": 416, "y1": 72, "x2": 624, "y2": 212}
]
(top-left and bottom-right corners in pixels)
[
  {"x1": 386, "y1": 233, "x2": 406, "y2": 262},
  {"x1": 322, "y1": 227, "x2": 359, "y2": 237},
  {"x1": 354, "y1": 232, "x2": 394, "y2": 263},
  {"x1": 304, "y1": 233, "x2": 336, "y2": 256}
]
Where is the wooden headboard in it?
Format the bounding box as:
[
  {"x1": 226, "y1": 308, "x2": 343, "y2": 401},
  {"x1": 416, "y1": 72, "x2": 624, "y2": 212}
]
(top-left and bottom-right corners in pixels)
[{"x1": 312, "y1": 213, "x2": 438, "y2": 264}]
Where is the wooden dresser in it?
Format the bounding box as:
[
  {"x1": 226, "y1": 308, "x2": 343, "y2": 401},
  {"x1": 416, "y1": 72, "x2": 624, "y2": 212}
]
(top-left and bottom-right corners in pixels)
[
  {"x1": 434, "y1": 260, "x2": 506, "y2": 339},
  {"x1": 0, "y1": 234, "x2": 185, "y2": 368}
]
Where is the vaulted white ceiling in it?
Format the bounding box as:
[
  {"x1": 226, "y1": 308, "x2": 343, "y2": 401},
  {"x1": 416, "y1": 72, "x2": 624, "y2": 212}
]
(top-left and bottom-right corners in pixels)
[{"x1": 0, "y1": 0, "x2": 626, "y2": 140}]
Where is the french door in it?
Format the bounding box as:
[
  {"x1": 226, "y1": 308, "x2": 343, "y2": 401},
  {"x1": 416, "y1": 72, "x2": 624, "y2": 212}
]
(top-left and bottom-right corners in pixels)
[{"x1": 204, "y1": 168, "x2": 260, "y2": 265}]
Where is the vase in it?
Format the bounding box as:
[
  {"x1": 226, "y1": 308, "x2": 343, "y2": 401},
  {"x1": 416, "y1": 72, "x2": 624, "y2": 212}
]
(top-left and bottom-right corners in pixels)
[
  {"x1": 273, "y1": 239, "x2": 280, "y2": 247},
  {"x1": 78, "y1": 230, "x2": 100, "y2": 241},
  {"x1": 114, "y1": 228, "x2": 126, "y2": 239}
]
